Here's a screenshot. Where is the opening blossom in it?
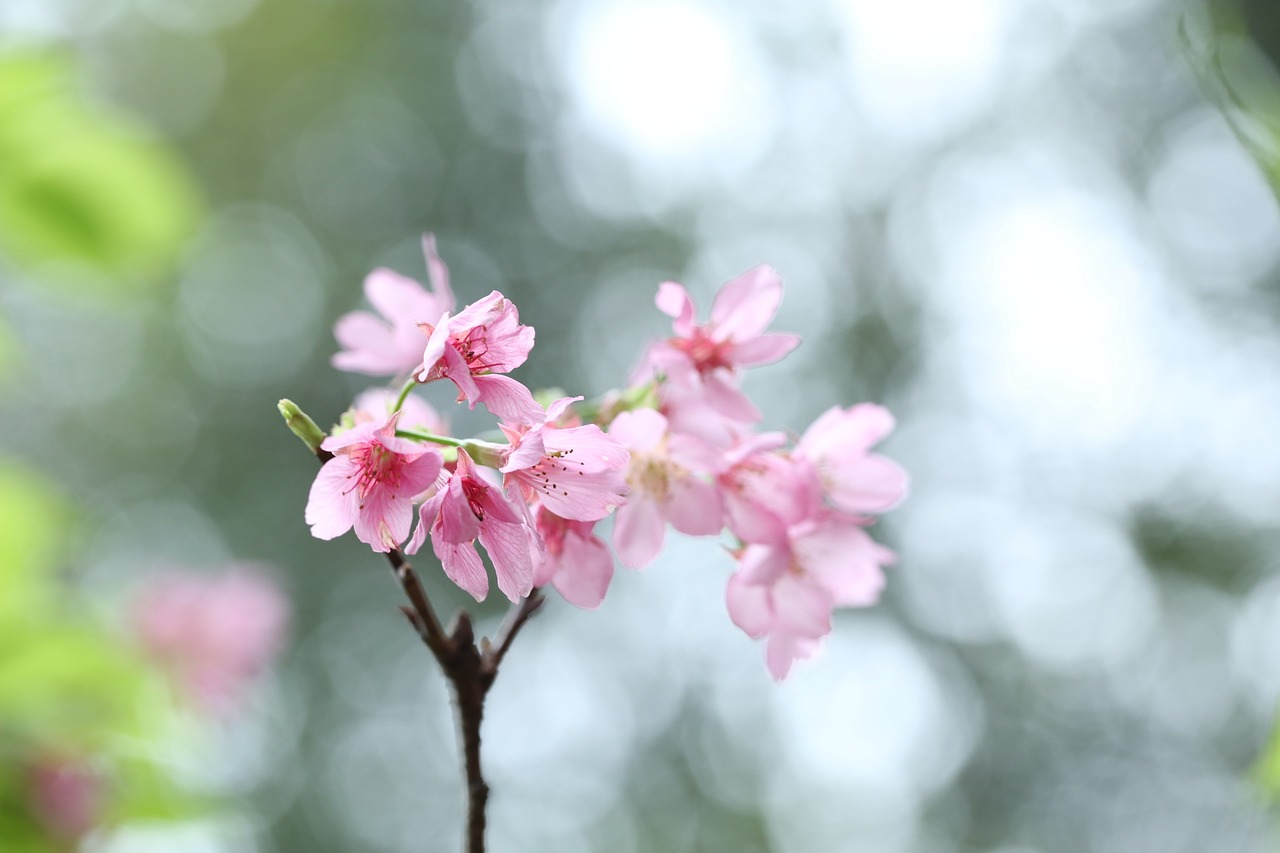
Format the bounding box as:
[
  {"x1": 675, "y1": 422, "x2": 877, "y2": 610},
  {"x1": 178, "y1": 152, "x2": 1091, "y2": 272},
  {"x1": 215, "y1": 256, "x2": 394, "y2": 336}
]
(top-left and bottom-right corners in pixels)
[
  {"x1": 416, "y1": 291, "x2": 541, "y2": 423},
  {"x1": 306, "y1": 412, "x2": 444, "y2": 553},
  {"x1": 298, "y1": 240, "x2": 907, "y2": 679}
]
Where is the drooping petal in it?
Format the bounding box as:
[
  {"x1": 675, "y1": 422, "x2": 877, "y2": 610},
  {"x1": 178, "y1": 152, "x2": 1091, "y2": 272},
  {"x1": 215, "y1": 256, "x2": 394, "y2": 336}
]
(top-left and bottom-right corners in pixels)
[
  {"x1": 437, "y1": 468, "x2": 482, "y2": 544},
  {"x1": 764, "y1": 631, "x2": 822, "y2": 681},
  {"x1": 472, "y1": 374, "x2": 542, "y2": 423},
  {"x1": 481, "y1": 519, "x2": 535, "y2": 602},
  {"x1": 435, "y1": 539, "x2": 489, "y2": 601},
  {"x1": 725, "y1": 570, "x2": 773, "y2": 638},
  {"x1": 550, "y1": 525, "x2": 614, "y2": 609}
]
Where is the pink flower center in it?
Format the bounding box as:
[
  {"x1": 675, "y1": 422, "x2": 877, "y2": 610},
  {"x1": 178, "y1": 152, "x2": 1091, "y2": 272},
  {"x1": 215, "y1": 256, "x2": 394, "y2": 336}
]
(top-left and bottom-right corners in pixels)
[
  {"x1": 454, "y1": 325, "x2": 494, "y2": 371},
  {"x1": 672, "y1": 327, "x2": 731, "y2": 373},
  {"x1": 347, "y1": 442, "x2": 405, "y2": 501},
  {"x1": 461, "y1": 476, "x2": 489, "y2": 520}
]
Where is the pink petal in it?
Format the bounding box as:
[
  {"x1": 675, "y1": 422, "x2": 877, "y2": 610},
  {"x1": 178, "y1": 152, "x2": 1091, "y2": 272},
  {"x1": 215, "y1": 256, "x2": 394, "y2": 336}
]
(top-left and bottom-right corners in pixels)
[
  {"x1": 549, "y1": 527, "x2": 614, "y2": 609},
  {"x1": 417, "y1": 311, "x2": 453, "y2": 381},
  {"x1": 734, "y1": 543, "x2": 790, "y2": 586},
  {"x1": 500, "y1": 429, "x2": 546, "y2": 473},
  {"x1": 352, "y1": 486, "x2": 414, "y2": 552},
  {"x1": 406, "y1": 491, "x2": 446, "y2": 555},
  {"x1": 441, "y1": 341, "x2": 480, "y2": 404},
  {"x1": 725, "y1": 571, "x2": 773, "y2": 637},
  {"x1": 364, "y1": 268, "x2": 437, "y2": 325},
  {"x1": 332, "y1": 312, "x2": 404, "y2": 375},
  {"x1": 793, "y1": 522, "x2": 889, "y2": 607},
  {"x1": 438, "y1": 472, "x2": 482, "y2": 544},
  {"x1": 666, "y1": 473, "x2": 723, "y2": 536},
  {"x1": 421, "y1": 234, "x2": 456, "y2": 312},
  {"x1": 826, "y1": 454, "x2": 909, "y2": 514},
  {"x1": 480, "y1": 519, "x2": 535, "y2": 602},
  {"x1": 800, "y1": 403, "x2": 896, "y2": 459},
  {"x1": 701, "y1": 369, "x2": 761, "y2": 423},
  {"x1": 305, "y1": 458, "x2": 361, "y2": 540},
  {"x1": 472, "y1": 374, "x2": 543, "y2": 423},
  {"x1": 612, "y1": 496, "x2": 666, "y2": 569},
  {"x1": 608, "y1": 408, "x2": 668, "y2": 454},
  {"x1": 772, "y1": 573, "x2": 834, "y2": 638},
  {"x1": 708, "y1": 265, "x2": 783, "y2": 341},
  {"x1": 764, "y1": 631, "x2": 822, "y2": 681},
  {"x1": 435, "y1": 539, "x2": 489, "y2": 601},
  {"x1": 730, "y1": 332, "x2": 801, "y2": 367},
  {"x1": 656, "y1": 281, "x2": 697, "y2": 336}
]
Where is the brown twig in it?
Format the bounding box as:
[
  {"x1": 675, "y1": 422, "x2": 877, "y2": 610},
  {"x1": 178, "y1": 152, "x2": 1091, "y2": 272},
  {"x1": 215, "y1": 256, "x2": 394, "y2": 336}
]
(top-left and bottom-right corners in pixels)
[{"x1": 309, "y1": 439, "x2": 544, "y2": 853}]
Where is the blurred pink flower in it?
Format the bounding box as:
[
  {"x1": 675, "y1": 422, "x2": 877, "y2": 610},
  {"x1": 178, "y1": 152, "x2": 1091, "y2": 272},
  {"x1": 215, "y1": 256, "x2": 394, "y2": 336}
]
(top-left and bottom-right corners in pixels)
[
  {"x1": 25, "y1": 754, "x2": 102, "y2": 843},
  {"x1": 634, "y1": 265, "x2": 801, "y2": 432},
  {"x1": 132, "y1": 567, "x2": 289, "y2": 715},
  {"x1": 795, "y1": 403, "x2": 908, "y2": 514},
  {"x1": 726, "y1": 513, "x2": 894, "y2": 680},
  {"x1": 306, "y1": 412, "x2": 444, "y2": 552},
  {"x1": 332, "y1": 234, "x2": 455, "y2": 376},
  {"x1": 533, "y1": 507, "x2": 614, "y2": 609},
  {"x1": 608, "y1": 408, "x2": 722, "y2": 568},
  {"x1": 407, "y1": 448, "x2": 539, "y2": 602},
  {"x1": 416, "y1": 291, "x2": 541, "y2": 423}
]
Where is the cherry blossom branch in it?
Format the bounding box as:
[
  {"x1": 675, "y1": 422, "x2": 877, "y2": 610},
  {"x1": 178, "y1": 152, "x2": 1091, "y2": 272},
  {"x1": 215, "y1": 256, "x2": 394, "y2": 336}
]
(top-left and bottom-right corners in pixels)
[{"x1": 283, "y1": 405, "x2": 543, "y2": 853}]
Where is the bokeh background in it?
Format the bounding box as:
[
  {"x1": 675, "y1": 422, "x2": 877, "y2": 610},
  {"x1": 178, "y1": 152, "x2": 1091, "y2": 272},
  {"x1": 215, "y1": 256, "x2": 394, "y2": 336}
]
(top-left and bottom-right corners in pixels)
[{"x1": 4, "y1": 0, "x2": 1280, "y2": 850}]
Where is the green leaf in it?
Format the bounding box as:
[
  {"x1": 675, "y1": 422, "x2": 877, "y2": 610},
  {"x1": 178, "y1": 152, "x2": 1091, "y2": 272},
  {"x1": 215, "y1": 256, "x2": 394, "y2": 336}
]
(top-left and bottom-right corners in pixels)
[
  {"x1": 1255, "y1": 712, "x2": 1280, "y2": 803},
  {"x1": 0, "y1": 461, "x2": 71, "y2": 621},
  {"x1": 0, "y1": 51, "x2": 203, "y2": 294},
  {"x1": 1181, "y1": 4, "x2": 1280, "y2": 200}
]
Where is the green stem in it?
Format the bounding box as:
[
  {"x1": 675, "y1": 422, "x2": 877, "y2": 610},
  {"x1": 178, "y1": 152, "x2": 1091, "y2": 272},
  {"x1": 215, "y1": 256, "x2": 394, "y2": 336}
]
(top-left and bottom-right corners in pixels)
[
  {"x1": 392, "y1": 378, "x2": 418, "y2": 413},
  {"x1": 396, "y1": 430, "x2": 465, "y2": 447}
]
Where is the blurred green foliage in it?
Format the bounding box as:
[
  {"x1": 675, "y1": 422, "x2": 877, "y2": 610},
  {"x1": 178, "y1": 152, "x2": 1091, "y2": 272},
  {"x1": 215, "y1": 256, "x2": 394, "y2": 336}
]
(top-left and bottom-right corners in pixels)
[
  {"x1": 0, "y1": 51, "x2": 202, "y2": 294},
  {"x1": 0, "y1": 462, "x2": 213, "y2": 848}
]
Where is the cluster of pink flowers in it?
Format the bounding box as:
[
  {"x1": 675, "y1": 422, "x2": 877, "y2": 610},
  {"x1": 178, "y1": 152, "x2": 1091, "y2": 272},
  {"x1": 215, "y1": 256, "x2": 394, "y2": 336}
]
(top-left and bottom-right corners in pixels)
[{"x1": 306, "y1": 236, "x2": 906, "y2": 678}]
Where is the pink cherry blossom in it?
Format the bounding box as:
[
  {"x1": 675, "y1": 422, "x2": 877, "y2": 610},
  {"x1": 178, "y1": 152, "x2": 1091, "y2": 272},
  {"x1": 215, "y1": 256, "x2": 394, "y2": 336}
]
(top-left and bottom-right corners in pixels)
[
  {"x1": 407, "y1": 448, "x2": 538, "y2": 602},
  {"x1": 333, "y1": 234, "x2": 455, "y2": 376},
  {"x1": 726, "y1": 513, "x2": 894, "y2": 680},
  {"x1": 500, "y1": 397, "x2": 630, "y2": 522},
  {"x1": 416, "y1": 291, "x2": 541, "y2": 422},
  {"x1": 634, "y1": 265, "x2": 801, "y2": 431},
  {"x1": 306, "y1": 412, "x2": 444, "y2": 552},
  {"x1": 533, "y1": 507, "x2": 614, "y2": 609},
  {"x1": 657, "y1": 265, "x2": 801, "y2": 372},
  {"x1": 25, "y1": 754, "x2": 102, "y2": 842},
  {"x1": 795, "y1": 403, "x2": 908, "y2": 514},
  {"x1": 131, "y1": 566, "x2": 289, "y2": 714},
  {"x1": 608, "y1": 408, "x2": 723, "y2": 569}
]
